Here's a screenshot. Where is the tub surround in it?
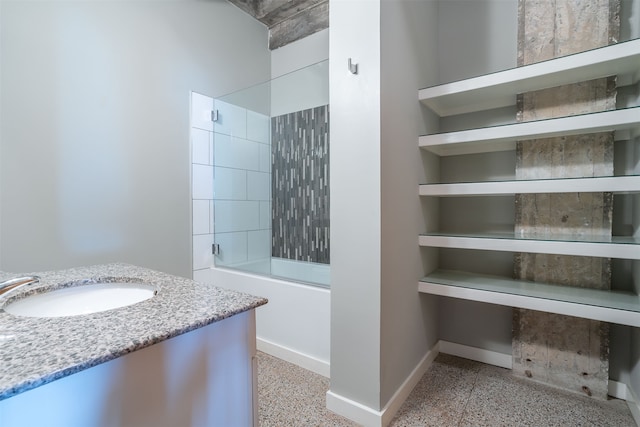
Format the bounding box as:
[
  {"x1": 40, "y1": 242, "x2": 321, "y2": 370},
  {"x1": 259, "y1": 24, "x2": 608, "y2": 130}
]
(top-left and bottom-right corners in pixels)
[{"x1": 0, "y1": 263, "x2": 267, "y2": 400}]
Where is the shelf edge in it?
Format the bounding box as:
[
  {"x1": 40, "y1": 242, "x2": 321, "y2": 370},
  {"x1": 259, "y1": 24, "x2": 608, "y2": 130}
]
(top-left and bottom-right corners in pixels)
[{"x1": 418, "y1": 281, "x2": 640, "y2": 327}]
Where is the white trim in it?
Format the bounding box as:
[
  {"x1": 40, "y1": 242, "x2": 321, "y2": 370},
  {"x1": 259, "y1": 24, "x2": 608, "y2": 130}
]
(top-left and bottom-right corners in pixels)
[
  {"x1": 419, "y1": 175, "x2": 640, "y2": 197},
  {"x1": 380, "y1": 344, "x2": 440, "y2": 426},
  {"x1": 624, "y1": 381, "x2": 640, "y2": 427},
  {"x1": 419, "y1": 234, "x2": 640, "y2": 260},
  {"x1": 326, "y1": 391, "x2": 384, "y2": 427},
  {"x1": 438, "y1": 342, "x2": 640, "y2": 425},
  {"x1": 420, "y1": 280, "x2": 640, "y2": 328},
  {"x1": 325, "y1": 341, "x2": 639, "y2": 427},
  {"x1": 326, "y1": 342, "x2": 439, "y2": 427},
  {"x1": 418, "y1": 38, "x2": 640, "y2": 116},
  {"x1": 438, "y1": 340, "x2": 512, "y2": 369},
  {"x1": 257, "y1": 337, "x2": 330, "y2": 378},
  {"x1": 608, "y1": 380, "x2": 628, "y2": 400},
  {"x1": 418, "y1": 108, "x2": 640, "y2": 156}
]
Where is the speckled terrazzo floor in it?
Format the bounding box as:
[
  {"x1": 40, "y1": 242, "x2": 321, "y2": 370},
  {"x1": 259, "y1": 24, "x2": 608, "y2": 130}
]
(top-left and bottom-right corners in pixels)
[
  {"x1": 257, "y1": 352, "x2": 637, "y2": 427},
  {"x1": 257, "y1": 352, "x2": 356, "y2": 426}
]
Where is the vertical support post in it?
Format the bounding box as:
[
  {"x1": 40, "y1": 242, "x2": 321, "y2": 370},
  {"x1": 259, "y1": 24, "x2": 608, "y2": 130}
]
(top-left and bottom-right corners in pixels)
[{"x1": 512, "y1": 0, "x2": 620, "y2": 400}]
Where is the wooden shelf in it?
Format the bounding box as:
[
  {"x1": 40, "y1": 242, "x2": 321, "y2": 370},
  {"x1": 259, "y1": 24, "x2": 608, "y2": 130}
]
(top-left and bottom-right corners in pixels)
[
  {"x1": 419, "y1": 175, "x2": 640, "y2": 196},
  {"x1": 419, "y1": 107, "x2": 640, "y2": 156},
  {"x1": 419, "y1": 232, "x2": 640, "y2": 260},
  {"x1": 418, "y1": 38, "x2": 640, "y2": 117},
  {"x1": 419, "y1": 270, "x2": 640, "y2": 327}
]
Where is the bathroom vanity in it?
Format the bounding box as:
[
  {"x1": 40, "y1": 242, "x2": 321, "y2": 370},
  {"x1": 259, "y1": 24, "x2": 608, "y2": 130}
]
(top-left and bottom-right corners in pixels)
[{"x1": 0, "y1": 263, "x2": 267, "y2": 427}]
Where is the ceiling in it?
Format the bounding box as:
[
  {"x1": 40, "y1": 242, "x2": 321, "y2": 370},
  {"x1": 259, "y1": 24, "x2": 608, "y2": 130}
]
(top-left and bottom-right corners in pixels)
[{"x1": 227, "y1": 0, "x2": 328, "y2": 49}]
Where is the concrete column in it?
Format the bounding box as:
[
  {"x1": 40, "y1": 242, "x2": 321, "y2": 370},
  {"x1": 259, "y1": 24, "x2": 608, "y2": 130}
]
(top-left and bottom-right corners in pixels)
[{"x1": 513, "y1": 0, "x2": 620, "y2": 400}]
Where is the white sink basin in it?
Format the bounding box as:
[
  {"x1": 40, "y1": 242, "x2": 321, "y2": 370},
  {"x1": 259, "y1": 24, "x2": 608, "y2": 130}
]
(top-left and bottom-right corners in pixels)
[{"x1": 3, "y1": 282, "x2": 157, "y2": 318}]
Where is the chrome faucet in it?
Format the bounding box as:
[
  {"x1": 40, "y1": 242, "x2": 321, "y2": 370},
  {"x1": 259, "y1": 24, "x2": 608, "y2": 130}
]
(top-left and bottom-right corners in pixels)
[{"x1": 0, "y1": 276, "x2": 40, "y2": 298}]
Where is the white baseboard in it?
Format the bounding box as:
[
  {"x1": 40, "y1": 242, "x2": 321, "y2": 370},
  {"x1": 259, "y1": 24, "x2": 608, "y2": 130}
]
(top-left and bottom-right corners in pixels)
[
  {"x1": 326, "y1": 342, "x2": 439, "y2": 427},
  {"x1": 438, "y1": 341, "x2": 638, "y2": 420},
  {"x1": 257, "y1": 337, "x2": 330, "y2": 378},
  {"x1": 380, "y1": 344, "x2": 440, "y2": 426},
  {"x1": 623, "y1": 381, "x2": 640, "y2": 427},
  {"x1": 324, "y1": 340, "x2": 640, "y2": 427},
  {"x1": 609, "y1": 380, "x2": 628, "y2": 400},
  {"x1": 438, "y1": 340, "x2": 512, "y2": 369},
  {"x1": 326, "y1": 391, "x2": 385, "y2": 427}
]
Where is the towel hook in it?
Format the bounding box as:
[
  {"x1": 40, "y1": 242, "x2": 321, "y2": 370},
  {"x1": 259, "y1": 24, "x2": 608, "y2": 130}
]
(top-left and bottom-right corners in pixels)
[{"x1": 348, "y1": 58, "x2": 358, "y2": 75}]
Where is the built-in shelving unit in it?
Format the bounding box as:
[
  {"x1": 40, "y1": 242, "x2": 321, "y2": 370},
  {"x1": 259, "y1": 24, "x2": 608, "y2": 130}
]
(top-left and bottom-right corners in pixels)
[
  {"x1": 419, "y1": 232, "x2": 640, "y2": 260},
  {"x1": 420, "y1": 270, "x2": 640, "y2": 327},
  {"x1": 420, "y1": 175, "x2": 640, "y2": 196},
  {"x1": 418, "y1": 40, "x2": 640, "y2": 326},
  {"x1": 419, "y1": 107, "x2": 640, "y2": 156},
  {"x1": 418, "y1": 38, "x2": 640, "y2": 117}
]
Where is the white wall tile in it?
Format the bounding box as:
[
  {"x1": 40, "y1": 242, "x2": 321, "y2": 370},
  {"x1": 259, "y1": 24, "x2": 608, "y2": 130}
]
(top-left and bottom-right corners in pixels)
[
  {"x1": 193, "y1": 233, "x2": 213, "y2": 270},
  {"x1": 192, "y1": 128, "x2": 211, "y2": 165},
  {"x1": 192, "y1": 164, "x2": 213, "y2": 200},
  {"x1": 193, "y1": 200, "x2": 211, "y2": 235},
  {"x1": 209, "y1": 200, "x2": 215, "y2": 236},
  {"x1": 214, "y1": 134, "x2": 261, "y2": 171},
  {"x1": 214, "y1": 167, "x2": 247, "y2": 200},
  {"x1": 247, "y1": 171, "x2": 270, "y2": 201},
  {"x1": 209, "y1": 133, "x2": 214, "y2": 165},
  {"x1": 259, "y1": 201, "x2": 271, "y2": 229},
  {"x1": 214, "y1": 200, "x2": 260, "y2": 233},
  {"x1": 214, "y1": 100, "x2": 247, "y2": 139},
  {"x1": 214, "y1": 231, "x2": 248, "y2": 266},
  {"x1": 191, "y1": 92, "x2": 214, "y2": 132},
  {"x1": 247, "y1": 110, "x2": 270, "y2": 144},
  {"x1": 259, "y1": 143, "x2": 271, "y2": 173},
  {"x1": 248, "y1": 229, "x2": 271, "y2": 261}
]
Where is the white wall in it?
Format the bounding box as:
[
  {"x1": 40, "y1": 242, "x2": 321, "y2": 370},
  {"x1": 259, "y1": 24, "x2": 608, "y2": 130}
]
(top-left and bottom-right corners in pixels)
[
  {"x1": 270, "y1": 61, "x2": 329, "y2": 117},
  {"x1": 0, "y1": 0, "x2": 270, "y2": 277},
  {"x1": 328, "y1": 1, "x2": 441, "y2": 423},
  {"x1": 329, "y1": 0, "x2": 383, "y2": 412},
  {"x1": 271, "y1": 29, "x2": 329, "y2": 78},
  {"x1": 270, "y1": 29, "x2": 329, "y2": 117}
]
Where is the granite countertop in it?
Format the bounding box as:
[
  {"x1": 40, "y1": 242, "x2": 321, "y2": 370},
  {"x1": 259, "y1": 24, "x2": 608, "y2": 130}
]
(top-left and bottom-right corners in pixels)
[{"x1": 0, "y1": 263, "x2": 267, "y2": 400}]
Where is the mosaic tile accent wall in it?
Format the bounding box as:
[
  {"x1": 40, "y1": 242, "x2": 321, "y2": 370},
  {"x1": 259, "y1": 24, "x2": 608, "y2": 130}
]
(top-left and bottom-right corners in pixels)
[{"x1": 271, "y1": 105, "x2": 330, "y2": 264}]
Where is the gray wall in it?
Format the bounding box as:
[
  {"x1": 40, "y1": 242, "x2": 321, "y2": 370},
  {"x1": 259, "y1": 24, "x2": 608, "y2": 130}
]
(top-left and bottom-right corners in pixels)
[
  {"x1": 379, "y1": 0, "x2": 441, "y2": 407},
  {"x1": 0, "y1": 0, "x2": 270, "y2": 276},
  {"x1": 0, "y1": 1, "x2": 3, "y2": 271},
  {"x1": 437, "y1": 0, "x2": 518, "y2": 84},
  {"x1": 435, "y1": 0, "x2": 518, "y2": 355},
  {"x1": 329, "y1": 0, "x2": 440, "y2": 412}
]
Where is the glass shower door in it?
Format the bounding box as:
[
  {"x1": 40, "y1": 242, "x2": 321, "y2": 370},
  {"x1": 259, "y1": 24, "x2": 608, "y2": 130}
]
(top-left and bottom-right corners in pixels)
[{"x1": 211, "y1": 60, "x2": 330, "y2": 287}]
